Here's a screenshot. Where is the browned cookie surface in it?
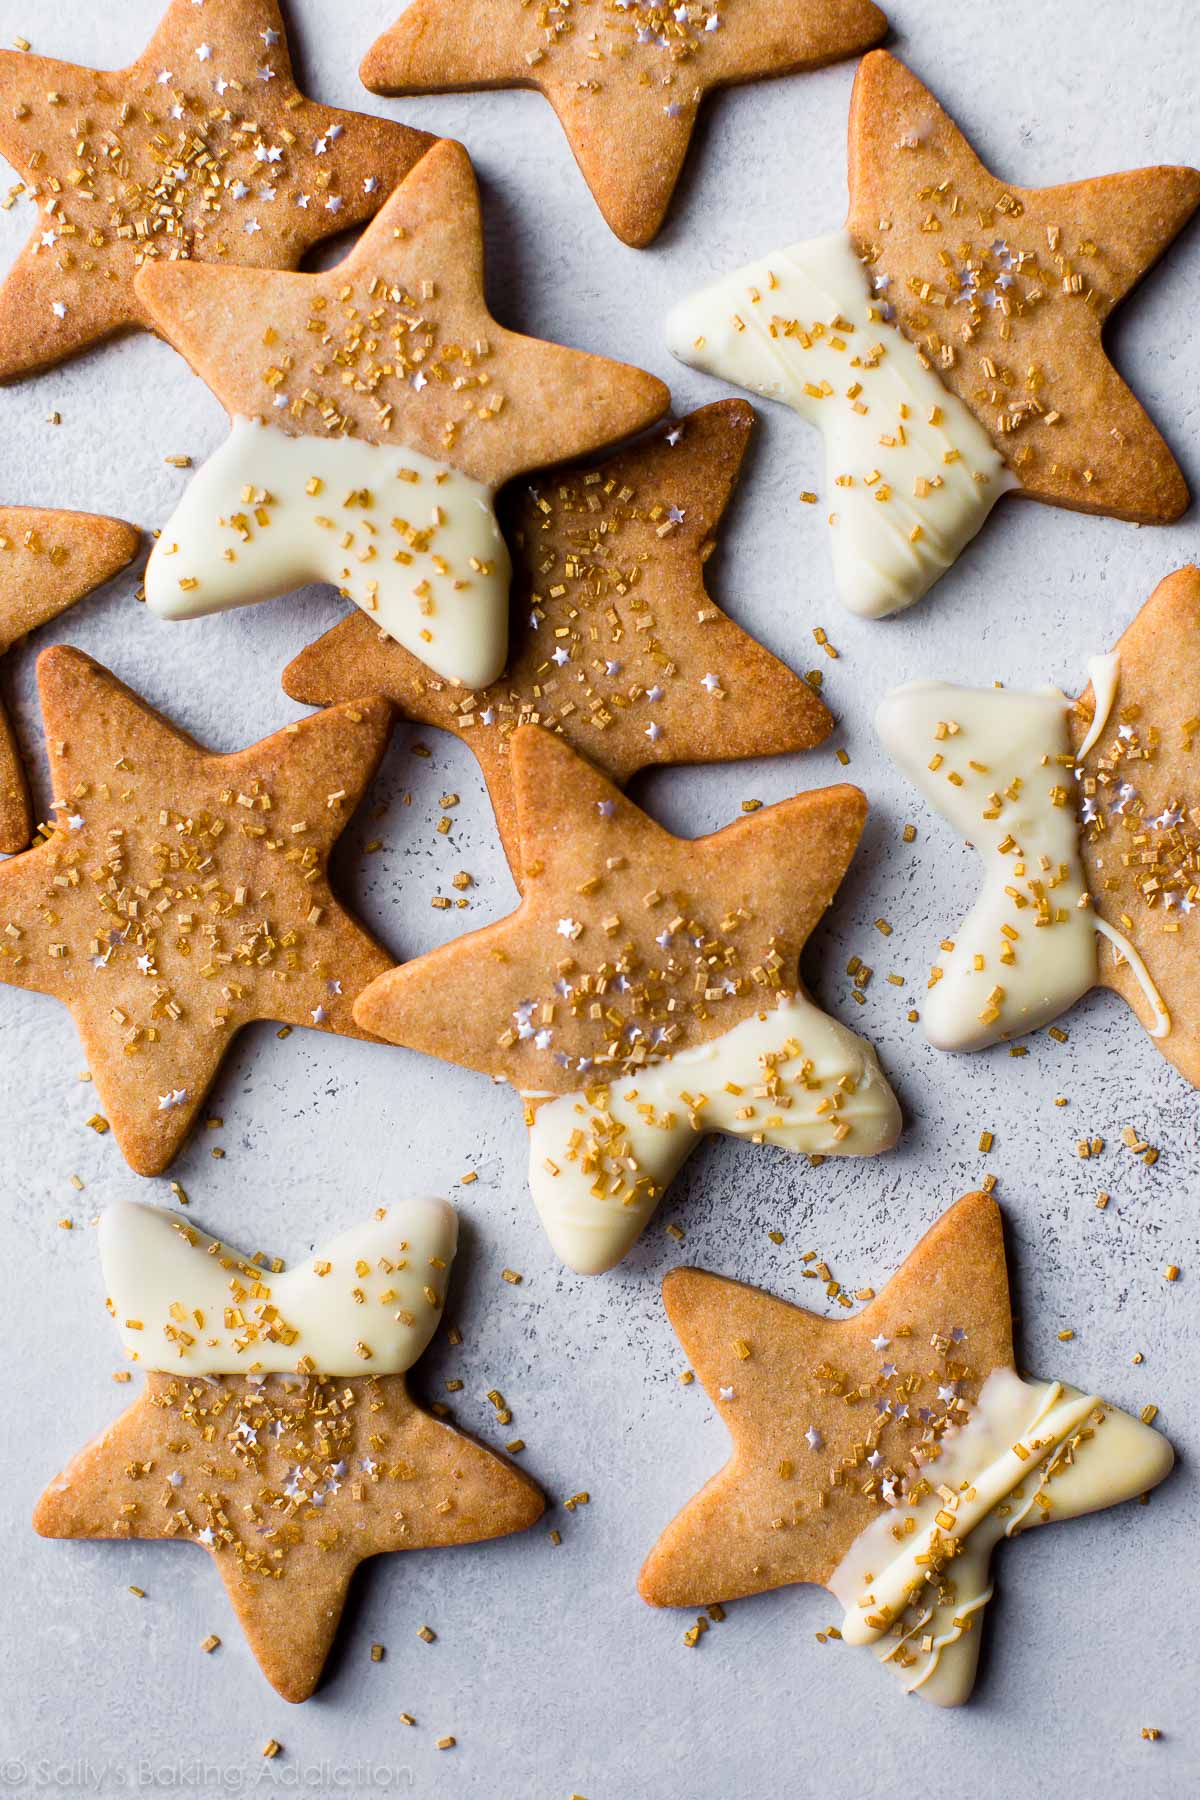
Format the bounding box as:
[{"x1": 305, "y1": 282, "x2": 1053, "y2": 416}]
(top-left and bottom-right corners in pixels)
[
  {"x1": 0, "y1": 0, "x2": 434, "y2": 379},
  {"x1": 639, "y1": 1191, "x2": 1014, "y2": 1605},
  {"x1": 36, "y1": 1371, "x2": 544, "y2": 1702},
  {"x1": 354, "y1": 722, "x2": 867, "y2": 1095},
  {"x1": 136, "y1": 136, "x2": 669, "y2": 485},
  {"x1": 0, "y1": 647, "x2": 394, "y2": 1175},
  {"x1": 846, "y1": 51, "x2": 1200, "y2": 522},
  {"x1": 362, "y1": 0, "x2": 887, "y2": 246}
]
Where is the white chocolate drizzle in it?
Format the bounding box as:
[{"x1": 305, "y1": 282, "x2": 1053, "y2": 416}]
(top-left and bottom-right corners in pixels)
[
  {"x1": 829, "y1": 1366, "x2": 1174, "y2": 1706},
  {"x1": 1093, "y1": 917, "x2": 1171, "y2": 1037},
  {"x1": 664, "y1": 231, "x2": 1015, "y2": 618},
  {"x1": 524, "y1": 993, "x2": 901, "y2": 1275},
  {"x1": 100, "y1": 1199, "x2": 457, "y2": 1376},
  {"x1": 1076, "y1": 651, "x2": 1121, "y2": 760},
  {"x1": 145, "y1": 418, "x2": 511, "y2": 688}
]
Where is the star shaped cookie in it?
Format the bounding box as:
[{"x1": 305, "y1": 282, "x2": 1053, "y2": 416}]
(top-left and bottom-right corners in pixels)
[
  {"x1": 136, "y1": 136, "x2": 669, "y2": 689},
  {"x1": 0, "y1": 507, "x2": 138, "y2": 853},
  {"x1": 876, "y1": 566, "x2": 1200, "y2": 1091},
  {"x1": 667, "y1": 52, "x2": 1200, "y2": 619},
  {"x1": 354, "y1": 725, "x2": 901, "y2": 1274},
  {"x1": 35, "y1": 1199, "x2": 544, "y2": 1702},
  {"x1": 361, "y1": 0, "x2": 888, "y2": 247},
  {"x1": 0, "y1": 0, "x2": 435, "y2": 380},
  {"x1": 0, "y1": 646, "x2": 395, "y2": 1175},
  {"x1": 640, "y1": 1191, "x2": 1173, "y2": 1705},
  {"x1": 283, "y1": 400, "x2": 834, "y2": 876}
]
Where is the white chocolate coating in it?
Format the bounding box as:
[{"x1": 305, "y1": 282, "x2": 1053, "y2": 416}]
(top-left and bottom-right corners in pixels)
[
  {"x1": 878, "y1": 675, "x2": 1172, "y2": 1047},
  {"x1": 877, "y1": 680, "x2": 1098, "y2": 1048},
  {"x1": 525, "y1": 994, "x2": 901, "y2": 1275},
  {"x1": 100, "y1": 1198, "x2": 457, "y2": 1376},
  {"x1": 145, "y1": 418, "x2": 511, "y2": 688},
  {"x1": 664, "y1": 232, "x2": 1015, "y2": 618},
  {"x1": 830, "y1": 1366, "x2": 1173, "y2": 1706}
]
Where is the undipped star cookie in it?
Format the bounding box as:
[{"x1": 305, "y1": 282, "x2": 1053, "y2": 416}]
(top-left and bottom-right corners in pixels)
[
  {"x1": 0, "y1": 507, "x2": 139, "y2": 853},
  {"x1": 354, "y1": 724, "x2": 901, "y2": 1275},
  {"x1": 135, "y1": 136, "x2": 669, "y2": 689},
  {"x1": 0, "y1": 0, "x2": 435, "y2": 381},
  {"x1": 666, "y1": 51, "x2": 1200, "y2": 619},
  {"x1": 0, "y1": 646, "x2": 394, "y2": 1175},
  {"x1": 876, "y1": 566, "x2": 1200, "y2": 1091},
  {"x1": 282, "y1": 400, "x2": 834, "y2": 876},
  {"x1": 35, "y1": 1198, "x2": 544, "y2": 1702},
  {"x1": 360, "y1": 0, "x2": 887, "y2": 247},
  {"x1": 639, "y1": 1191, "x2": 1173, "y2": 1706}
]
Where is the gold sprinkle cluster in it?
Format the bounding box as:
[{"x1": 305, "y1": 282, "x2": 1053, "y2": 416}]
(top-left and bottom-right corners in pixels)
[
  {"x1": 861, "y1": 139, "x2": 1117, "y2": 492},
  {"x1": 737, "y1": 1324, "x2": 988, "y2": 1570},
  {"x1": 1078, "y1": 703, "x2": 1200, "y2": 932},
  {"x1": 111, "y1": 1373, "x2": 443, "y2": 1574},
  {"x1": 256, "y1": 280, "x2": 505, "y2": 453},
  {"x1": 0, "y1": 753, "x2": 353, "y2": 1050},
  {"x1": 401, "y1": 456, "x2": 705, "y2": 751},
  {"x1": 503, "y1": 894, "x2": 787, "y2": 1077},
  {"x1": 519, "y1": 0, "x2": 725, "y2": 98},
  {"x1": 11, "y1": 65, "x2": 354, "y2": 285}
]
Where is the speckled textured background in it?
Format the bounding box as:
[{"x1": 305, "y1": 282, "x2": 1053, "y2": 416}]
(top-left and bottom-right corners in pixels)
[{"x1": 0, "y1": 2, "x2": 1196, "y2": 1795}]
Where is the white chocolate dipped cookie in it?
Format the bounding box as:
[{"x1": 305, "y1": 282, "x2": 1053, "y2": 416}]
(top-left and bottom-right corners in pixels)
[
  {"x1": 667, "y1": 52, "x2": 1200, "y2": 618},
  {"x1": 35, "y1": 1199, "x2": 544, "y2": 1703},
  {"x1": 640, "y1": 1191, "x2": 1173, "y2": 1706},
  {"x1": 875, "y1": 572, "x2": 1200, "y2": 1081},
  {"x1": 137, "y1": 138, "x2": 668, "y2": 685},
  {"x1": 354, "y1": 725, "x2": 901, "y2": 1275}
]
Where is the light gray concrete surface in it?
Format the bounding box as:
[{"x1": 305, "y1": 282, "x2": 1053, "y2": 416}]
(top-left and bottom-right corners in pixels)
[{"x1": 0, "y1": 1, "x2": 1196, "y2": 1795}]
